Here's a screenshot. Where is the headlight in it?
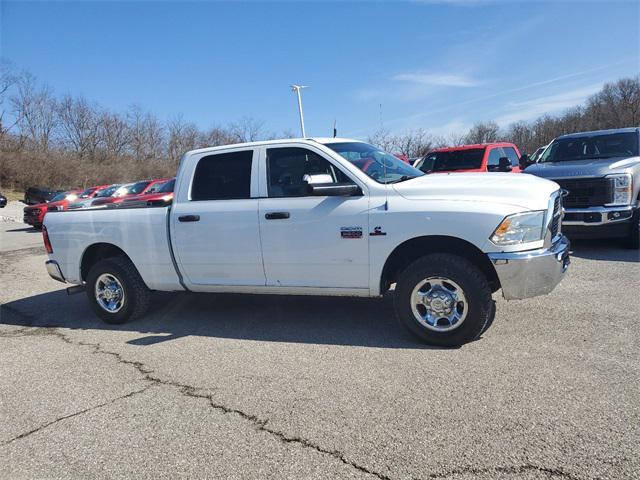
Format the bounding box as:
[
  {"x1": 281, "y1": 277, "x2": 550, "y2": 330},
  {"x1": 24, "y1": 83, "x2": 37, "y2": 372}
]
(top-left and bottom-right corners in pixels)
[
  {"x1": 606, "y1": 174, "x2": 632, "y2": 206},
  {"x1": 491, "y1": 210, "x2": 546, "y2": 246}
]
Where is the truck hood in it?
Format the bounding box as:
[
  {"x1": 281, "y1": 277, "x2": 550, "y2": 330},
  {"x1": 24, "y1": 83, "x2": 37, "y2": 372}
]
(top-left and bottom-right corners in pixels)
[
  {"x1": 392, "y1": 172, "x2": 559, "y2": 210},
  {"x1": 524, "y1": 156, "x2": 640, "y2": 178}
]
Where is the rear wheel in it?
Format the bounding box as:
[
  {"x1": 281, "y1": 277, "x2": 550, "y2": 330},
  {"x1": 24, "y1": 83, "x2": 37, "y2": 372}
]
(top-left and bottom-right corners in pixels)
[
  {"x1": 86, "y1": 256, "x2": 151, "y2": 324},
  {"x1": 394, "y1": 254, "x2": 494, "y2": 347}
]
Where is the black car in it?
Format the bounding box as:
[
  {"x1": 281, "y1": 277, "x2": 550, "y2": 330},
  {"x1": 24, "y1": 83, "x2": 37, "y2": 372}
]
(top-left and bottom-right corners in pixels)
[
  {"x1": 0, "y1": 192, "x2": 7, "y2": 208},
  {"x1": 24, "y1": 186, "x2": 64, "y2": 205}
]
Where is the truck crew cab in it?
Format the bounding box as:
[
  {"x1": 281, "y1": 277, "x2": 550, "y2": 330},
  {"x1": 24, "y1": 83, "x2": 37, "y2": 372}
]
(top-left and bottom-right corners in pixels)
[{"x1": 43, "y1": 138, "x2": 570, "y2": 346}]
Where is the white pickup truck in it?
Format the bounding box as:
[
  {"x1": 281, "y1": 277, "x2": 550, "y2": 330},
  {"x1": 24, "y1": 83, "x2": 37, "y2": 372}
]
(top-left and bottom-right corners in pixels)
[{"x1": 43, "y1": 138, "x2": 570, "y2": 346}]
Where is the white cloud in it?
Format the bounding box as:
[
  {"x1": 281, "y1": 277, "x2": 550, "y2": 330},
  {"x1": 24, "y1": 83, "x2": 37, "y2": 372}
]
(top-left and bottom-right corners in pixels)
[
  {"x1": 494, "y1": 83, "x2": 604, "y2": 126},
  {"x1": 393, "y1": 72, "x2": 478, "y2": 88}
]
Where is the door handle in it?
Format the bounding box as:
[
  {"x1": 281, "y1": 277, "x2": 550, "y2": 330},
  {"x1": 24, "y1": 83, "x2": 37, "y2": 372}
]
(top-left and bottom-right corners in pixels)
[
  {"x1": 265, "y1": 212, "x2": 290, "y2": 220},
  {"x1": 178, "y1": 215, "x2": 200, "y2": 222}
]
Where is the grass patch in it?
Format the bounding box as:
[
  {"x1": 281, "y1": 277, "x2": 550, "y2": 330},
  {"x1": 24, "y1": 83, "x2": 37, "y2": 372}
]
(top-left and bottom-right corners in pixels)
[{"x1": 1, "y1": 190, "x2": 24, "y2": 203}]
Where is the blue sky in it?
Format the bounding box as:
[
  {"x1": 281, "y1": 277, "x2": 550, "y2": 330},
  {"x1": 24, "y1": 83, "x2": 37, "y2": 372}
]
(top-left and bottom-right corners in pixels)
[{"x1": 2, "y1": 0, "x2": 639, "y2": 139}]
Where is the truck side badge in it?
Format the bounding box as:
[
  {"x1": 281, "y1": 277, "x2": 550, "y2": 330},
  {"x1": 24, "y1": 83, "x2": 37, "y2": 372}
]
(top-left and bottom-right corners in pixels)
[
  {"x1": 370, "y1": 226, "x2": 387, "y2": 236},
  {"x1": 340, "y1": 226, "x2": 363, "y2": 239}
]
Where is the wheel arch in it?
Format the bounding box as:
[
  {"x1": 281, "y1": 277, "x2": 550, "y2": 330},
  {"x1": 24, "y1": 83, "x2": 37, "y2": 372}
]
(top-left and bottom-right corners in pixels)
[
  {"x1": 380, "y1": 235, "x2": 500, "y2": 295},
  {"x1": 80, "y1": 242, "x2": 130, "y2": 282}
]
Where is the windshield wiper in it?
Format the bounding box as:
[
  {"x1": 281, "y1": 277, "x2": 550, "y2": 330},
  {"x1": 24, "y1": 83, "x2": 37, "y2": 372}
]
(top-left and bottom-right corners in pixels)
[{"x1": 388, "y1": 175, "x2": 419, "y2": 184}]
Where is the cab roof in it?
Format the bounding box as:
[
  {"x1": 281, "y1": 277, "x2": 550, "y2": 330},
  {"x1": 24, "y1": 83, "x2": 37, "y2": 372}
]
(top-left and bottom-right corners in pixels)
[
  {"x1": 184, "y1": 137, "x2": 364, "y2": 157},
  {"x1": 428, "y1": 142, "x2": 518, "y2": 153},
  {"x1": 556, "y1": 127, "x2": 639, "y2": 140}
]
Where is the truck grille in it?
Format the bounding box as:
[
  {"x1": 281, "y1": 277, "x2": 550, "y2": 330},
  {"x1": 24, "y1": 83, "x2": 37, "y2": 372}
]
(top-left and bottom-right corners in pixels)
[
  {"x1": 550, "y1": 194, "x2": 561, "y2": 238},
  {"x1": 551, "y1": 178, "x2": 612, "y2": 208}
]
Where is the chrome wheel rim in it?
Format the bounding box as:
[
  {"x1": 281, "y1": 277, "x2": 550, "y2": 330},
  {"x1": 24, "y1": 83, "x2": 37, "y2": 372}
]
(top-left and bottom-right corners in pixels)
[
  {"x1": 410, "y1": 277, "x2": 468, "y2": 332},
  {"x1": 95, "y1": 273, "x2": 125, "y2": 313}
]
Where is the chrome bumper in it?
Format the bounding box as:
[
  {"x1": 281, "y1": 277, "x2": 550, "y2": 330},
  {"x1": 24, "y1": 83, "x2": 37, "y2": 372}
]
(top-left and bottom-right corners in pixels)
[
  {"x1": 45, "y1": 260, "x2": 66, "y2": 283},
  {"x1": 562, "y1": 205, "x2": 635, "y2": 226},
  {"x1": 488, "y1": 235, "x2": 570, "y2": 300}
]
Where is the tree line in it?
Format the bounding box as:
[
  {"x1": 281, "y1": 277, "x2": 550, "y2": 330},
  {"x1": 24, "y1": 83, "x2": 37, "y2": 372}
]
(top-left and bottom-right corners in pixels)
[
  {"x1": 368, "y1": 76, "x2": 639, "y2": 158},
  {"x1": 0, "y1": 60, "x2": 638, "y2": 191}
]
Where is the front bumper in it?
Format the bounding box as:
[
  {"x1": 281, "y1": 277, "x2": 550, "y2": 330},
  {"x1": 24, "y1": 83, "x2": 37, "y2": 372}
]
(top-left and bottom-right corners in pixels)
[
  {"x1": 23, "y1": 210, "x2": 45, "y2": 226},
  {"x1": 45, "y1": 260, "x2": 66, "y2": 283},
  {"x1": 562, "y1": 205, "x2": 635, "y2": 226},
  {"x1": 488, "y1": 235, "x2": 571, "y2": 300}
]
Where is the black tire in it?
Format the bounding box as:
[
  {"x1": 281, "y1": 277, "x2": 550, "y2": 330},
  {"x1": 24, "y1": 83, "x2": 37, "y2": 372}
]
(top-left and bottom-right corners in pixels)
[
  {"x1": 86, "y1": 256, "x2": 151, "y2": 324},
  {"x1": 625, "y1": 210, "x2": 639, "y2": 250},
  {"x1": 394, "y1": 253, "x2": 494, "y2": 347}
]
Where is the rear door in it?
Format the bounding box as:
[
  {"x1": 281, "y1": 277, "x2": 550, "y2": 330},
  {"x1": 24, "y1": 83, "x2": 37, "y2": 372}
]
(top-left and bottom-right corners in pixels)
[
  {"x1": 171, "y1": 148, "x2": 266, "y2": 287},
  {"x1": 258, "y1": 145, "x2": 370, "y2": 290}
]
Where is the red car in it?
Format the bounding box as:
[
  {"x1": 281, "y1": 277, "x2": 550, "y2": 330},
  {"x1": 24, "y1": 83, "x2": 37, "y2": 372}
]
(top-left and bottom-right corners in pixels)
[
  {"x1": 122, "y1": 178, "x2": 175, "y2": 206},
  {"x1": 91, "y1": 179, "x2": 170, "y2": 207},
  {"x1": 414, "y1": 143, "x2": 523, "y2": 174},
  {"x1": 77, "y1": 184, "x2": 111, "y2": 200},
  {"x1": 23, "y1": 190, "x2": 81, "y2": 229}
]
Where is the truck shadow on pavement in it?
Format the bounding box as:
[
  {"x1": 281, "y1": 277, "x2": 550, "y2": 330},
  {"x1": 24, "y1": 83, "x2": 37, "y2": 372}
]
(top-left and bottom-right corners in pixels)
[
  {"x1": 1, "y1": 289, "x2": 466, "y2": 349},
  {"x1": 569, "y1": 239, "x2": 639, "y2": 262}
]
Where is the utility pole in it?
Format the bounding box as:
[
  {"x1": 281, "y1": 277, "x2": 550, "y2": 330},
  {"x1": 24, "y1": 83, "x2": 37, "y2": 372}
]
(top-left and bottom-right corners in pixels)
[{"x1": 290, "y1": 85, "x2": 308, "y2": 137}]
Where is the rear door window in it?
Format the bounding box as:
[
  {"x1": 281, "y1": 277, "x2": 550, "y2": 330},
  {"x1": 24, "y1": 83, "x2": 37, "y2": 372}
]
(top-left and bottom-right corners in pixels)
[
  {"x1": 191, "y1": 150, "x2": 253, "y2": 201},
  {"x1": 430, "y1": 148, "x2": 485, "y2": 171}
]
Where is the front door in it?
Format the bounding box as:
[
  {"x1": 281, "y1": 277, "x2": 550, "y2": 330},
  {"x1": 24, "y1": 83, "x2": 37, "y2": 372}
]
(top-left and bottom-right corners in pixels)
[
  {"x1": 258, "y1": 146, "x2": 370, "y2": 289},
  {"x1": 171, "y1": 149, "x2": 266, "y2": 287}
]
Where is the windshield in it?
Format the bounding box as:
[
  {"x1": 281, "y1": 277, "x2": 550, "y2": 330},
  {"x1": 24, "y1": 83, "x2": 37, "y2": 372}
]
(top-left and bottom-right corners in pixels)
[
  {"x1": 95, "y1": 185, "x2": 118, "y2": 197},
  {"x1": 79, "y1": 187, "x2": 96, "y2": 198},
  {"x1": 325, "y1": 142, "x2": 423, "y2": 184},
  {"x1": 129, "y1": 180, "x2": 151, "y2": 194},
  {"x1": 540, "y1": 132, "x2": 639, "y2": 163},
  {"x1": 158, "y1": 178, "x2": 175, "y2": 193},
  {"x1": 50, "y1": 192, "x2": 69, "y2": 202},
  {"x1": 419, "y1": 148, "x2": 485, "y2": 172}
]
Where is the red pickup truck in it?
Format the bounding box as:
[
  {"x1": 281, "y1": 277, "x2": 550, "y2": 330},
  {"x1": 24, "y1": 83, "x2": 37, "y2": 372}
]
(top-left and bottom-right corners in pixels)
[
  {"x1": 414, "y1": 143, "x2": 523, "y2": 174},
  {"x1": 23, "y1": 190, "x2": 81, "y2": 229}
]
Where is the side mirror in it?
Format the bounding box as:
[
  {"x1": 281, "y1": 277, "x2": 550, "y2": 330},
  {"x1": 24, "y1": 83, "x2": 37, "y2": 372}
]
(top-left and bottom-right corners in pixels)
[
  {"x1": 519, "y1": 154, "x2": 532, "y2": 169},
  {"x1": 498, "y1": 157, "x2": 512, "y2": 172},
  {"x1": 303, "y1": 173, "x2": 334, "y2": 185},
  {"x1": 307, "y1": 183, "x2": 362, "y2": 197}
]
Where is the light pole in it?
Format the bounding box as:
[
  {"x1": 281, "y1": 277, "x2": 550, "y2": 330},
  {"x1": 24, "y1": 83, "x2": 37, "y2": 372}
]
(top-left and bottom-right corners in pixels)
[{"x1": 290, "y1": 84, "x2": 308, "y2": 137}]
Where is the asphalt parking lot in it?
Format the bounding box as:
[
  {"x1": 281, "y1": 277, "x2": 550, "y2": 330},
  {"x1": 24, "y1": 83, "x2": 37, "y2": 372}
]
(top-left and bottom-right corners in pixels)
[{"x1": 1, "y1": 201, "x2": 639, "y2": 480}]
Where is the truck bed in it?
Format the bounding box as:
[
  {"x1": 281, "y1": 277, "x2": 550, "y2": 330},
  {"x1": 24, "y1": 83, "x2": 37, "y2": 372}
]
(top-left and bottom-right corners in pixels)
[{"x1": 44, "y1": 204, "x2": 182, "y2": 290}]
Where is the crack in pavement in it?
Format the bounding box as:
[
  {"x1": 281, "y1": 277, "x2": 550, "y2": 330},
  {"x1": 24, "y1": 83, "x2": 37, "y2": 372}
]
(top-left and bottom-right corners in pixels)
[
  {"x1": 426, "y1": 464, "x2": 585, "y2": 479},
  {"x1": 1, "y1": 304, "x2": 589, "y2": 480},
  {"x1": 0, "y1": 305, "x2": 392, "y2": 479},
  {"x1": 1, "y1": 385, "x2": 153, "y2": 446}
]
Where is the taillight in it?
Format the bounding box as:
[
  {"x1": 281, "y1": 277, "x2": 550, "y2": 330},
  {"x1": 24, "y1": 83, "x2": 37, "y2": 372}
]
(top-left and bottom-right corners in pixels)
[{"x1": 42, "y1": 225, "x2": 53, "y2": 254}]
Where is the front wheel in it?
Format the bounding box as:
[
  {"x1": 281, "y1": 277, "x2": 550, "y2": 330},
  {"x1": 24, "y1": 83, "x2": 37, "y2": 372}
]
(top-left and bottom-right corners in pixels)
[
  {"x1": 625, "y1": 210, "x2": 639, "y2": 250},
  {"x1": 86, "y1": 256, "x2": 151, "y2": 324},
  {"x1": 394, "y1": 254, "x2": 494, "y2": 347}
]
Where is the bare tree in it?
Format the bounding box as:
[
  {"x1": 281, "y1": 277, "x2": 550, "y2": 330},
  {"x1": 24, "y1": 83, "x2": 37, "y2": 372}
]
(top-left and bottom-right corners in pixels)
[
  {"x1": 57, "y1": 94, "x2": 101, "y2": 157},
  {"x1": 167, "y1": 115, "x2": 199, "y2": 164},
  {"x1": 585, "y1": 76, "x2": 640, "y2": 128},
  {"x1": 447, "y1": 131, "x2": 468, "y2": 147},
  {"x1": 392, "y1": 128, "x2": 435, "y2": 157},
  {"x1": 99, "y1": 111, "x2": 130, "y2": 158},
  {"x1": 126, "y1": 105, "x2": 165, "y2": 161},
  {"x1": 464, "y1": 121, "x2": 501, "y2": 144},
  {"x1": 367, "y1": 127, "x2": 395, "y2": 153},
  {"x1": 11, "y1": 72, "x2": 58, "y2": 151},
  {"x1": 198, "y1": 125, "x2": 237, "y2": 148},
  {"x1": 229, "y1": 116, "x2": 268, "y2": 143},
  {"x1": 0, "y1": 59, "x2": 17, "y2": 142}
]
